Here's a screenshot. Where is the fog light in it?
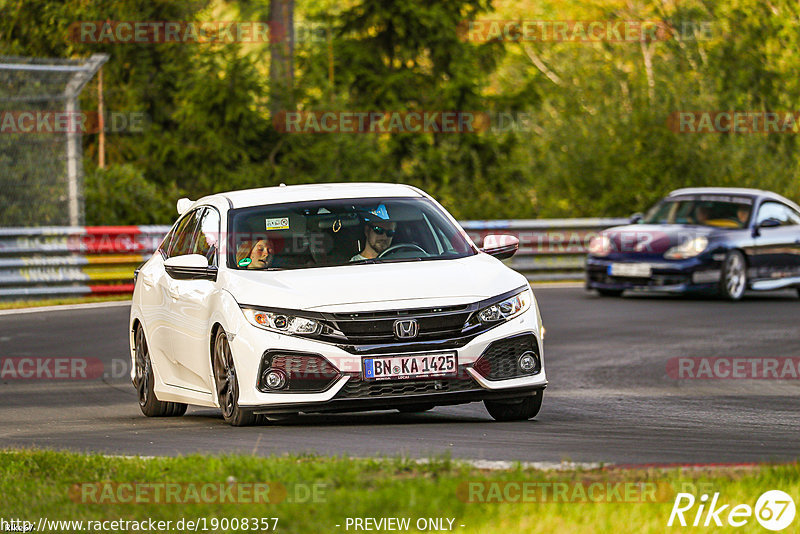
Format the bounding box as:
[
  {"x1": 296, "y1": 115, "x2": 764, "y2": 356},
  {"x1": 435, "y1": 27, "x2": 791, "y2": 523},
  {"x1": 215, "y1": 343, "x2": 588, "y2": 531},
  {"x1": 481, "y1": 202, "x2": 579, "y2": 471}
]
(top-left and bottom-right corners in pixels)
[
  {"x1": 518, "y1": 352, "x2": 537, "y2": 373},
  {"x1": 264, "y1": 369, "x2": 287, "y2": 390}
]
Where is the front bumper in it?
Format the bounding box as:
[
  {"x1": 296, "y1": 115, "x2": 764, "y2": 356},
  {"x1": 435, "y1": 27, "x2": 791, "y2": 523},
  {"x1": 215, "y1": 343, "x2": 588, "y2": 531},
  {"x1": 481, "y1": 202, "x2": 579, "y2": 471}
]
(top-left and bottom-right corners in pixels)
[
  {"x1": 585, "y1": 255, "x2": 722, "y2": 293},
  {"x1": 227, "y1": 307, "x2": 546, "y2": 413}
]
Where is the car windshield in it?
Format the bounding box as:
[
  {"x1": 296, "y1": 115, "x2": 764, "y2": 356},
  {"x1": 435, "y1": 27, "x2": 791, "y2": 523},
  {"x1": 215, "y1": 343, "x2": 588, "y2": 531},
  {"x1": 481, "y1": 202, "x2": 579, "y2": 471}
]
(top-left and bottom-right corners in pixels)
[
  {"x1": 227, "y1": 197, "x2": 476, "y2": 270},
  {"x1": 642, "y1": 195, "x2": 754, "y2": 229}
]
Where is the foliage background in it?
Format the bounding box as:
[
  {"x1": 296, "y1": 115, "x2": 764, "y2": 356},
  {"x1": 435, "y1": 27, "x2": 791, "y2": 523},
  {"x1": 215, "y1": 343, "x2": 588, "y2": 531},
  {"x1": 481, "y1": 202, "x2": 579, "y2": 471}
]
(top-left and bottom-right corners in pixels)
[{"x1": 1, "y1": 0, "x2": 798, "y2": 224}]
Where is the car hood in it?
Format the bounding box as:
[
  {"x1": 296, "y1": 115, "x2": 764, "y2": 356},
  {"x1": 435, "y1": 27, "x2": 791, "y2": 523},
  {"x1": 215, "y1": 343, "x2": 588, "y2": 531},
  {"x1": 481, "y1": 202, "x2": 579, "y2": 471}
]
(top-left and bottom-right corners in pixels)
[
  {"x1": 223, "y1": 253, "x2": 527, "y2": 312},
  {"x1": 600, "y1": 224, "x2": 721, "y2": 255}
]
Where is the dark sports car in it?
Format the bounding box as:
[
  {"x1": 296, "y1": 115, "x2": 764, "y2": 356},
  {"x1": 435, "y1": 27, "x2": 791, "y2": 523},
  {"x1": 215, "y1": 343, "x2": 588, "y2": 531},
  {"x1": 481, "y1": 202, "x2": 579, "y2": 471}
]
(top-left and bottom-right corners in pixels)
[{"x1": 585, "y1": 187, "x2": 800, "y2": 300}]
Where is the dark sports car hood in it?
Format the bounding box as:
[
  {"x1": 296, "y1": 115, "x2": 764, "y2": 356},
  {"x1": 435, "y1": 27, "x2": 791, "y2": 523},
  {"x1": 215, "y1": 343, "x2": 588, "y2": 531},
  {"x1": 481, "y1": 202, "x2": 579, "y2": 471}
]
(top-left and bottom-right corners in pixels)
[{"x1": 598, "y1": 224, "x2": 721, "y2": 255}]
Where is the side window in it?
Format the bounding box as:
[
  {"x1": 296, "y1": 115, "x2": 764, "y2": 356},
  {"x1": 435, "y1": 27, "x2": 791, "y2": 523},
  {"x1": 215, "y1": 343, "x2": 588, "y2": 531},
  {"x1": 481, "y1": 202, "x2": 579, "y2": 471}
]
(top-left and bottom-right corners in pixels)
[
  {"x1": 193, "y1": 207, "x2": 221, "y2": 265},
  {"x1": 756, "y1": 202, "x2": 799, "y2": 227},
  {"x1": 161, "y1": 213, "x2": 191, "y2": 257},
  {"x1": 168, "y1": 209, "x2": 202, "y2": 257}
]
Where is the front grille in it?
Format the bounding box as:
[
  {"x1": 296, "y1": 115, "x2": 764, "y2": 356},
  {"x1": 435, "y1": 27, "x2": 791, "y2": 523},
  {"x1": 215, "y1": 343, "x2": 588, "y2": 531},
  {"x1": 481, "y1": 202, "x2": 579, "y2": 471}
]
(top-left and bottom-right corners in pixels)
[
  {"x1": 474, "y1": 334, "x2": 540, "y2": 381},
  {"x1": 323, "y1": 305, "x2": 476, "y2": 344},
  {"x1": 336, "y1": 372, "x2": 479, "y2": 399},
  {"x1": 588, "y1": 271, "x2": 690, "y2": 287}
]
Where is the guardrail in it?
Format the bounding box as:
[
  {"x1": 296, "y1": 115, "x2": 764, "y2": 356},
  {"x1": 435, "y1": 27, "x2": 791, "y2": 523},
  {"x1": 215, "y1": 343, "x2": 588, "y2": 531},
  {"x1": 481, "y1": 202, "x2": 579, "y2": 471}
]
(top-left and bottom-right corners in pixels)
[
  {"x1": 461, "y1": 218, "x2": 627, "y2": 281},
  {"x1": 0, "y1": 218, "x2": 628, "y2": 299},
  {"x1": 0, "y1": 226, "x2": 169, "y2": 299}
]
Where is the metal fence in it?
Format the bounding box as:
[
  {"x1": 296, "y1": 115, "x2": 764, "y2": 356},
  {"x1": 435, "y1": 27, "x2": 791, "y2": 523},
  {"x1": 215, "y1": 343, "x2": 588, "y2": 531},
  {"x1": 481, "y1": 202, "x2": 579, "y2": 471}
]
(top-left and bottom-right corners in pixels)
[
  {"x1": 0, "y1": 55, "x2": 108, "y2": 227},
  {"x1": 0, "y1": 218, "x2": 628, "y2": 299}
]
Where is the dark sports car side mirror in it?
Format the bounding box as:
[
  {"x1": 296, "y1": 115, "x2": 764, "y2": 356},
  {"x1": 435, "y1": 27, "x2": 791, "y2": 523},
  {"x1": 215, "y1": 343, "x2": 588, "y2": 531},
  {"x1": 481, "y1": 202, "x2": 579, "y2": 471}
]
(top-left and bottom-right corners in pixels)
[
  {"x1": 758, "y1": 218, "x2": 781, "y2": 229},
  {"x1": 629, "y1": 212, "x2": 644, "y2": 224}
]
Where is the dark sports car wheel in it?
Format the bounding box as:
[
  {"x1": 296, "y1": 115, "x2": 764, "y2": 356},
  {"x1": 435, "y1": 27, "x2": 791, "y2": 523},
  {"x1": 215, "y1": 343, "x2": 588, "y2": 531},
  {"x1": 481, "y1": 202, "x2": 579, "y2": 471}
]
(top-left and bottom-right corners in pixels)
[
  {"x1": 484, "y1": 392, "x2": 543, "y2": 422},
  {"x1": 597, "y1": 289, "x2": 623, "y2": 297},
  {"x1": 213, "y1": 329, "x2": 261, "y2": 426},
  {"x1": 134, "y1": 325, "x2": 187, "y2": 417},
  {"x1": 720, "y1": 250, "x2": 747, "y2": 301}
]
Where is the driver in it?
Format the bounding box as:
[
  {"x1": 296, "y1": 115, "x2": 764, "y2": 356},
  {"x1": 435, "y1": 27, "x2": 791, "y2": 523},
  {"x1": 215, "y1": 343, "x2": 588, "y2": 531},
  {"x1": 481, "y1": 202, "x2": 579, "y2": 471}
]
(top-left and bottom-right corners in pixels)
[
  {"x1": 693, "y1": 204, "x2": 710, "y2": 225},
  {"x1": 351, "y1": 204, "x2": 396, "y2": 261},
  {"x1": 736, "y1": 205, "x2": 751, "y2": 226}
]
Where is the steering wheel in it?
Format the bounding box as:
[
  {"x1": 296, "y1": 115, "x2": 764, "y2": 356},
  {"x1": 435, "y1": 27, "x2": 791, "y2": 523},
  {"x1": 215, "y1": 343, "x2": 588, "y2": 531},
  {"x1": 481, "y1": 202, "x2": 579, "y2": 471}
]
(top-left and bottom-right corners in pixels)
[{"x1": 378, "y1": 243, "x2": 428, "y2": 259}]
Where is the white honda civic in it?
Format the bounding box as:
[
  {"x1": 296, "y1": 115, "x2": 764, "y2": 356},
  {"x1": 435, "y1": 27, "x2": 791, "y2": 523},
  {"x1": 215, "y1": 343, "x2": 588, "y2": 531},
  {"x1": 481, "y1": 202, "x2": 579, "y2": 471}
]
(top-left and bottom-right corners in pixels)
[{"x1": 129, "y1": 183, "x2": 547, "y2": 425}]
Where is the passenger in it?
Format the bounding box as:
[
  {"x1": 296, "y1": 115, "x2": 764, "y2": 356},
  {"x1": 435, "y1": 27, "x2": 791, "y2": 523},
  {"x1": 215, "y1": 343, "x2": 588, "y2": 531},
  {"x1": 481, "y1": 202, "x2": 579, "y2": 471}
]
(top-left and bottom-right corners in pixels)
[{"x1": 236, "y1": 239, "x2": 274, "y2": 269}]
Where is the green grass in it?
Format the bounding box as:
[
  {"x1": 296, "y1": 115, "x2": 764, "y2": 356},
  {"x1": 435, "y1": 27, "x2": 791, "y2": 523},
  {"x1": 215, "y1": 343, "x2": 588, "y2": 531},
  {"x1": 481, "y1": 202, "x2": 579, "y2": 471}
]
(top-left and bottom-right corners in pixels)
[{"x1": 1, "y1": 450, "x2": 797, "y2": 533}]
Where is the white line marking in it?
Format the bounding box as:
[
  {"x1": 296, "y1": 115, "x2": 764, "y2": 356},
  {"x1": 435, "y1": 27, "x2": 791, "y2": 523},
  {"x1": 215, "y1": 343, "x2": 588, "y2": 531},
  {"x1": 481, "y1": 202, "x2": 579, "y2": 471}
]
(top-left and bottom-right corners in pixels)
[{"x1": 0, "y1": 300, "x2": 131, "y2": 316}]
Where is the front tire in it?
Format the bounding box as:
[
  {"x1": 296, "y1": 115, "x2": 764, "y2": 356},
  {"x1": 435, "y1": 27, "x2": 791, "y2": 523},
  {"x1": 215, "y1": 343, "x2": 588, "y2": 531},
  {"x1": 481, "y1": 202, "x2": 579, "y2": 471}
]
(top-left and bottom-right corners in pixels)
[
  {"x1": 134, "y1": 325, "x2": 187, "y2": 417},
  {"x1": 484, "y1": 392, "x2": 543, "y2": 422},
  {"x1": 719, "y1": 250, "x2": 747, "y2": 301},
  {"x1": 213, "y1": 329, "x2": 261, "y2": 426}
]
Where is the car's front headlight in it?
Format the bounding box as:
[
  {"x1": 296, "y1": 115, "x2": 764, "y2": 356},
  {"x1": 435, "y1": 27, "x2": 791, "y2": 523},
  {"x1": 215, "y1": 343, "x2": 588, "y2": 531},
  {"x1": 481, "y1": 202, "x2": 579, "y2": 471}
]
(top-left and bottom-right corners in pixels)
[
  {"x1": 477, "y1": 289, "x2": 532, "y2": 324},
  {"x1": 664, "y1": 236, "x2": 708, "y2": 260},
  {"x1": 241, "y1": 307, "x2": 322, "y2": 335},
  {"x1": 588, "y1": 234, "x2": 612, "y2": 257}
]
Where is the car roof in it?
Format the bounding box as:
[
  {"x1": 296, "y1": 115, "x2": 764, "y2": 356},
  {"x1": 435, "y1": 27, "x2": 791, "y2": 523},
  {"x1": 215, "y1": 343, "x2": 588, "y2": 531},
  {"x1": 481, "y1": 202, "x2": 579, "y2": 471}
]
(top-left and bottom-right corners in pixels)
[
  {"x1": 194, "y1": 182, "x2": 423, "y2": 210},
  {"x1": 668, "y1": 187, "x2": 800, "y2": 210}
]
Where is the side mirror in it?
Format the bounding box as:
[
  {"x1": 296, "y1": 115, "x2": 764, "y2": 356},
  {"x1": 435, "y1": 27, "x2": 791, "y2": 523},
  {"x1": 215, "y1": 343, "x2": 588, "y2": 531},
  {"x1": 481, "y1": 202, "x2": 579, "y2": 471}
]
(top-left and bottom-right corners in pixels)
[
  {"x1": 630, "y1": 212, "x2": 644, "y2": 224},
  {"x1": 176, "y1": 197, "x2": 193, "y2": 215},
  {"x1": 480, "y1": 234, "x2": 519, "y2": 260},
  {"x1": 758, "y1": 217, "x2": 781, "y2": 229},
  {"x1": 164, "y1": 254, "x2": 217, "y2": 281}
]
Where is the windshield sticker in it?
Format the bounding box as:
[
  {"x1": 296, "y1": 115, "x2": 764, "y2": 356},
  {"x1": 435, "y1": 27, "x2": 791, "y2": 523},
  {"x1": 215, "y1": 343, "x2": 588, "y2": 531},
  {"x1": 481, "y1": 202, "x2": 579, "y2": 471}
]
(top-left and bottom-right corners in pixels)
[
  {"x1": 237, "y1": 257, "x2": 252, "y2": 267},
  {"x1": 265, "y1": 217, "x2": 290, "y2": 230}
]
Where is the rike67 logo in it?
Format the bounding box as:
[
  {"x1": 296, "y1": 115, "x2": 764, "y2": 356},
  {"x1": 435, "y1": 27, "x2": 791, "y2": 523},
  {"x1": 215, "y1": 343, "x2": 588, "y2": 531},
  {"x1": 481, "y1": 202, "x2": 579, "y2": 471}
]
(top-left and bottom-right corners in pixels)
[{"x1": 668, "y1": 490, "x2": 796, "y2": 531}]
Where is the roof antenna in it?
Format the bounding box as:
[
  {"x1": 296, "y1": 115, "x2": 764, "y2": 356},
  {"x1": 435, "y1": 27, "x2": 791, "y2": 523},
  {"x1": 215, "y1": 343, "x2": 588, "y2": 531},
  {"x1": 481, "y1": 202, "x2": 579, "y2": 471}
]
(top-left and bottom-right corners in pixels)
[{"x1": 279, "y1": 183, "x2": 286, "y2": 187}]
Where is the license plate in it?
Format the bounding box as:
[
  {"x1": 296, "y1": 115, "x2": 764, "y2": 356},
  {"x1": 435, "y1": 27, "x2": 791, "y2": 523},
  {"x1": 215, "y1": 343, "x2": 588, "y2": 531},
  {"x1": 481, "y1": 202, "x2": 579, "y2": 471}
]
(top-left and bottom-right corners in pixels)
[
  {"x1": 363, "y1": 352, "x2": 457, "y2": 380},
  {"x1": 610, "y1": 262, "x2": 652, "y2": 278}
]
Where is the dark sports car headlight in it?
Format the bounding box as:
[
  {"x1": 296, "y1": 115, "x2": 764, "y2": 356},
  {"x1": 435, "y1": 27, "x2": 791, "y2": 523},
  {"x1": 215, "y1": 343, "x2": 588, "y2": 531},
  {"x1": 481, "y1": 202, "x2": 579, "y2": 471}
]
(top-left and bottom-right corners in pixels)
[
  {"x1": 664, "y1": 236, "x2": 708, "y2": 260},
  {"x1": 241, "y1": 307, "x2": 322, "y2": 335},
  {"x1": 477, "y1": 289, "x2": 532, "y2": 324},
  {"x1": 588, "y1": 235, "x2": 612, "y2": 257}
]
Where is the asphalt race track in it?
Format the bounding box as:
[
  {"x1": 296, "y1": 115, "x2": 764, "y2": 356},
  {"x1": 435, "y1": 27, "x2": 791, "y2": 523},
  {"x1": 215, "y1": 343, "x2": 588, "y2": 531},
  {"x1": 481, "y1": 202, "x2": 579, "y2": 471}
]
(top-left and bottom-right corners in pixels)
[{"x1": 1, "y1": 287, "x2": 799, "y2": 464}]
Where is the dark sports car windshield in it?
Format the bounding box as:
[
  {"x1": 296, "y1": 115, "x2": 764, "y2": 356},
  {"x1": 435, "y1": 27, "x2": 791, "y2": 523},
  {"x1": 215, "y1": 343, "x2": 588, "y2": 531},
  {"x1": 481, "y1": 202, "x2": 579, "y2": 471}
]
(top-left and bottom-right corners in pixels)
[
  {"x1": 227, "y1": 197, "x2": 476, "y2": 270},
  {"x1": 642, "y1": 195, "x2": 754, "y2": 229}
]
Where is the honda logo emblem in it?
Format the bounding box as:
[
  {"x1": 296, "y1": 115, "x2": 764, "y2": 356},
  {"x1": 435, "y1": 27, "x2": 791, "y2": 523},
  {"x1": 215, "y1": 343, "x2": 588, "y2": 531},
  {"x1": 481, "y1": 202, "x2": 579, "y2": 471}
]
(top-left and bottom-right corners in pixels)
[{"x1": 393, "y1": 319, "x2": 419, "y2": 339}]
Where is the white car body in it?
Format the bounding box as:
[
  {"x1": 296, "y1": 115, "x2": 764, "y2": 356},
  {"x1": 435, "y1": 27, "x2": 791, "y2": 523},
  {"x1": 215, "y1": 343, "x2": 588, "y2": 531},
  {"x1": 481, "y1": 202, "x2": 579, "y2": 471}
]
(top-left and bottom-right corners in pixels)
[{"x1": 129, "y1": 183, "x2": 547, "y2": 424}]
